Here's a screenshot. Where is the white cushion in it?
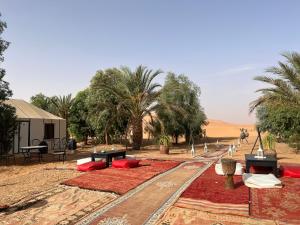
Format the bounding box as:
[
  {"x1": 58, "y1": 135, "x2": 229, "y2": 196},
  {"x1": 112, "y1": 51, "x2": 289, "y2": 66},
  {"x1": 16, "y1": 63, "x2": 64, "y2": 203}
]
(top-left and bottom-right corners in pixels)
[
  {"x1": 76, "y1": 157, "x2": 102, "y2": 165},
  {"x1": 243, "y1": 173, "x2": 282, "y2": 188},
  {"x1": 77, "y1": 157, "x2": 91, "y2": 165},
  {"x1": 215, "y1": 163, "x2": 244, "y2": 176}
]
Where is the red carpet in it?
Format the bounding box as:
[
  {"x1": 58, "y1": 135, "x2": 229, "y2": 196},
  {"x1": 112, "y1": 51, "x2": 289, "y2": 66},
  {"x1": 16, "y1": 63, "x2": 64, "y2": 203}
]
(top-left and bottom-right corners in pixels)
[
  {"x1": 251, "y1": 176, "x2": 300, "y2": 224},
  {"x1": 181, "y1": 164, "x2": 248, "y2": 204},
  {"x1": 177, "y1": 164, "x2": 249, "y2": 216},
  {"x1": 63, "y1": 159, "x2": 181, "y2": 194}
]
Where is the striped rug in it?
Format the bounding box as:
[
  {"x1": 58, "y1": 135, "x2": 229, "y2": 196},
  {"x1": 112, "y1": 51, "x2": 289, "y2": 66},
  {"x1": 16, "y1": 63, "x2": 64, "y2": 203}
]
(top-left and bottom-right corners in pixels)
[{"x1": 175, "y1": 197, "x2": 249, "y2": 216}]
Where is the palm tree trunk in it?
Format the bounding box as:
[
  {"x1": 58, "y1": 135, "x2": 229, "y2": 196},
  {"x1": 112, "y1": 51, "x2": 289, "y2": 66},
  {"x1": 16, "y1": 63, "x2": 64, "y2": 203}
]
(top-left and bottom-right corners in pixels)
[
  {"x1": 185, "y1": 130, "x2": 190, "y2": 144},
  {"x1": 132, "y1": 117, "x2": 143, "y2": 150}
]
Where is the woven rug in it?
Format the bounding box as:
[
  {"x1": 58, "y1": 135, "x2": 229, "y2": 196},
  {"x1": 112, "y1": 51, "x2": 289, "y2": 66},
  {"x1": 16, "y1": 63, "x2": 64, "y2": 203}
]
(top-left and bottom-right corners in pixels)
[
  {"x1": 63, "y1": 159, "x2": 181, "y2": 195},
  {"x1": 251, "y1": 176, "x2": 300, "y2": 224},
  {"x1": 157, "y1": 205, "x2": 275, "y2": 225},
  {"x1": 0, "y1": 186, "x2": 116, "y2": 225},
  {"x1": 76, "y1": 162, "x2": 208, "y2": 225},
  {"x1": 178, "y1": 164, "x2": 249, "y2": 216}
]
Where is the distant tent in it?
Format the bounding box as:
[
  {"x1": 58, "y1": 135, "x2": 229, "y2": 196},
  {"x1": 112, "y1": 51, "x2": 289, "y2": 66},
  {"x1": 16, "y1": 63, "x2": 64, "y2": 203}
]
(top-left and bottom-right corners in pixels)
[{"x1": 5, "y1": 99, "x2": 66, "y2": 153}]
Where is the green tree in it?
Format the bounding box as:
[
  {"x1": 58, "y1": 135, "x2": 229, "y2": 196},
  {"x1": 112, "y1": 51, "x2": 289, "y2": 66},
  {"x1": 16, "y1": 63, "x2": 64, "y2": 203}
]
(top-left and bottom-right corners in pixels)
[
  {"x1": 98, "y1": 65, "x2": 162, "y2": 149},
  {"x1": 88, "y1": 69, "x2": 130, "y2": 145},
  {"x1": 51, "y1": 94, "x2": 74, "y2": 138},
  {"x1": 256, "y1": 104, "x2": 300, "y2": 139},
  {"x1": 69, "y1": 89, "x2": 94, "y2": 144},
  {"x1": 157, "y1": 73, "x2": 207, "y2": 144},
  {"x1": 250, "y1": 52, "x2": 300, "y2": 112},
  {"x1": 0, "y1": 13, "x2": 17, "y2": 153},
  {"x1": 251, "y1": 52, "x2": 300, "y2": 152},
  {"x1": 30, "y1": 93, "x2": 53, "y2": 111}
]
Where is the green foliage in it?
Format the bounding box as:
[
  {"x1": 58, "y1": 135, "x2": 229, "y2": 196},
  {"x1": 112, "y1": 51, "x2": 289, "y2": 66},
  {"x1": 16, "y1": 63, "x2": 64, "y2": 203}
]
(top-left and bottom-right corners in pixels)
[
  {"x1": 95, "y1": 65, "x2": 162, "y2": 149},
  {"x1": 156, "y1": 73, "x2": 207, "y2": 144},
  {"x1": 256, "y1": 104, "x2": 300, "y2": 139},
  {"x1": 252, "y1": 52, "x2": 300, "y2": 153},
  {"x1": 87, "y1": 69, "x2": 130, "y2": 144},
  {"x1": 158, "y1": 135, "x2": 171, "y2": 146},
  {"x1": 0, "y1": 13, "x2": 17, "y2": 153},
  {"x1": 250, "y1": 52, "x2": 300, "y2": 112},
  {"x1": 0, "y1": 104, "x2": 17, "y2": 153},
  {"x1": 262, "y1": 133, "x2": 276, "y2": 151},
  {"x1": 69, "y1": 89, "x2": 93, "y2": 143},
  {"x1": 30, "y1": 93, "x2": 56, "y2": 113}
]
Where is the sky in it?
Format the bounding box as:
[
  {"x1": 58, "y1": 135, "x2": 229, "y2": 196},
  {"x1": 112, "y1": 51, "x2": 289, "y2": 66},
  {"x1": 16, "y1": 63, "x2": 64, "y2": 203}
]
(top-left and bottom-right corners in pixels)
[{"x1": 1, "y1": 0, "x2": 300, "y2": 124}]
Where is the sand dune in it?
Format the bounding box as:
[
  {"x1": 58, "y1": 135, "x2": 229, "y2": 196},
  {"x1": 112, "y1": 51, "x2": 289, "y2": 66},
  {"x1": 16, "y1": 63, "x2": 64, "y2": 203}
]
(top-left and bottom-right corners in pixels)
[{"x1": 204, "y1": 119, "x2": 256, "y2": 138}]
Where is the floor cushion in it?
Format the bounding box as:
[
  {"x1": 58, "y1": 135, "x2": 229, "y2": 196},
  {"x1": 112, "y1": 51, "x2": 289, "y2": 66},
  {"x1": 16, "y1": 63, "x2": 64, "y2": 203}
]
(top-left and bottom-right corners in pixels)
[
  {"x1": 280, "y1": 165, "x2": 300, "y2": 178},
  {"x1": 77, "y1": 157, "x2": 91, "y2": 165},
  {"x1": 215, "y1": 163, "x2": 244, "y2": 175},
  {"x1": 112, "y1": 159, "x2": 140, "y2": 168},
  {"x1": 77, "y1": 161, "x2": 106, "y2": 172},
  {"x1": 243, "y1": 173, "x2": 282, "y2": 188}
]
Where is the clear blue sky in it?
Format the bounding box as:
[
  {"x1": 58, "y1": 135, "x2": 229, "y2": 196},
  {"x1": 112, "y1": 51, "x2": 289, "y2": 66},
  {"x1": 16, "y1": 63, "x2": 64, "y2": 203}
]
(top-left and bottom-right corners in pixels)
[{"x1": 1, "y1": 0, "x2": 300, "y2": 123}]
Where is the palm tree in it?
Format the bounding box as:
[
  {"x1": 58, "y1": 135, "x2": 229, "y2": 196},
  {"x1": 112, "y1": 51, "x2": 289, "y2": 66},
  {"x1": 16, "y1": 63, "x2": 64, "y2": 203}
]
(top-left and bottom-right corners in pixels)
[
  {"x1": 250, "y1": 52, "x2": 300, "y2": 112},
  {"x1": 102, "y1": 65, "x2": 162, "y2": 150},
  {"x1": 52, "y1": 94, "x2": 74, "y2": 138}
]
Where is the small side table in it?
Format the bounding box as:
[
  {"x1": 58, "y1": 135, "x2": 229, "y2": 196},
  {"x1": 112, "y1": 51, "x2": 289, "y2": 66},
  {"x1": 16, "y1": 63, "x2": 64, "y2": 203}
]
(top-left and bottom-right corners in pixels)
[{"x1": 245, "y1": 154, "x2": 278, "y2": 176}]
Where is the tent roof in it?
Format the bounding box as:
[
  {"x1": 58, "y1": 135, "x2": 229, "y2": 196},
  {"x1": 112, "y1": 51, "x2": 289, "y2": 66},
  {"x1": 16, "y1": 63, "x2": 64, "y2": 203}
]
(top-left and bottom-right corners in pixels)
[{"x1": 5, "y1": 99, "x2": 64, "y2": 120}]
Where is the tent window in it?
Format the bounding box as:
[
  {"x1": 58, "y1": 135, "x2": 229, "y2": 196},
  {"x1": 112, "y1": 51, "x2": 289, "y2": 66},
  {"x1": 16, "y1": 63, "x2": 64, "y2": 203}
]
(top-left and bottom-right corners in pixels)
[{"x1": 44, "y1": 123, "x2": 54, "y2": 139}]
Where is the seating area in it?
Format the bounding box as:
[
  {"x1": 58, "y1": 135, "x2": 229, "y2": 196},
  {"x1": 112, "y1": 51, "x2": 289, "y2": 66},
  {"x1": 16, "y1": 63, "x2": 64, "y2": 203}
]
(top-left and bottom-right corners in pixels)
[
  {"x1": 63, "y1": 159, "x2": 181, "y2": 194},
  {"x1": 0, "y1": 137, "x2": 70, "y2": 165}
]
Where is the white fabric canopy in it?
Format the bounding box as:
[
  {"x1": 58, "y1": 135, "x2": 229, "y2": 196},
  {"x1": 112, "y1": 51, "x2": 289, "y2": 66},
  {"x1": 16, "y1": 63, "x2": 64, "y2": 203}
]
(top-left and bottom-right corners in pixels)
[{"x1": 5, "y1": 99, "x2": 63, "y2": 120}]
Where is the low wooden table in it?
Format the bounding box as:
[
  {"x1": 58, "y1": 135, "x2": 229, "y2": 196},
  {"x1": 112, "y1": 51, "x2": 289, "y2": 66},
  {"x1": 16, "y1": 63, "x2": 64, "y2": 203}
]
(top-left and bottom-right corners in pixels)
[
  {"x1": 91, "y1": 150, "x2": 126, "y2": 167},
  {"x1": 245, "y1": 154, "x2": 278, "y2": 176}
]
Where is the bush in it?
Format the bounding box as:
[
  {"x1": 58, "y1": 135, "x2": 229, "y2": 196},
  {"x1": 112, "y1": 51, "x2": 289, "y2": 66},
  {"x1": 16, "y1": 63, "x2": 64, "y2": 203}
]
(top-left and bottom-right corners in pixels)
[{"x1": 262, "y1": 133, "x2": 276, "y2": 151}]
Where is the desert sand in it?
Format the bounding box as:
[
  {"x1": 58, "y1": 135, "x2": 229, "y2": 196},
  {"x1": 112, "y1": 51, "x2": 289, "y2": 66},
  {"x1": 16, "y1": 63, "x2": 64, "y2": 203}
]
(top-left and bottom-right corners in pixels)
[{"x1": 0, "y1": 119, "x2": 299, "y2": 224}]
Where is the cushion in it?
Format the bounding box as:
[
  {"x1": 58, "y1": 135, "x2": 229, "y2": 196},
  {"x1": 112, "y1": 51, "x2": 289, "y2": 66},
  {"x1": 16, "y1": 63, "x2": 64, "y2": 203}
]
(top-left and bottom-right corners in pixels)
[
  {"x1": 112, "y1": 159, "x2": 140, "y2": 168},
  {"x1": 280, "y1": 165, "x2": 300, "y2": 178},
  {"x1": 77, "y1": 157, "x2": 102, "y2": 165},
  {"x1": 77, "y1": 157, "x2": 91, "y2": 165},
  {"x1": 215, "y1": 163, "x2": 244, "y2": 175},
  {"x1": 77, "y1": 161, "x2": 106, "y2": 172},
  {"x1": 243, "y1": 173, "x2": 282, "y2": 188}
]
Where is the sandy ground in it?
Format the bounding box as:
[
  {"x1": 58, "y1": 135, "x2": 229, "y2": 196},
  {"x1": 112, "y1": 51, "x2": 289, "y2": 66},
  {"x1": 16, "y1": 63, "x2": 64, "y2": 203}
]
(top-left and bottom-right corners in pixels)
[{"x1": 0, "y1": 119, "x2": 299, "y2": 223}]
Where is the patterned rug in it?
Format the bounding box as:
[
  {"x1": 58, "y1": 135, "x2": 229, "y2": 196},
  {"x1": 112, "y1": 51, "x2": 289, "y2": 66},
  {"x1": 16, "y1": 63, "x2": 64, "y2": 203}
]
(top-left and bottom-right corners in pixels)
[
  {"x1": 63, "y1": 159, "x2": 181, "y2": 195},
  {"x1": 251, "y1": 176, "x2": 300, "y2": 224},
  {"x1": 178, "y1": 164, "x2": 249, "y2": 216},
  {"x1": 0, "y1": 186, "x2": 117, "y2": 225},
  {"x1": 76, "y1": 161, "x2": 209, "y2": 225},
  {"x1": 157, "y1": 206, "x2": 276, "y2": 225}
]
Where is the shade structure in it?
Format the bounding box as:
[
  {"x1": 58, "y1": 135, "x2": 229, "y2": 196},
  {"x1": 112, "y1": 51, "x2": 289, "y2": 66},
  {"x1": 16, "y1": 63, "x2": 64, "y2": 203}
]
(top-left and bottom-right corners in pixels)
[{"x1": 5, "y1": 99, "x2": 66, "y2": 153}]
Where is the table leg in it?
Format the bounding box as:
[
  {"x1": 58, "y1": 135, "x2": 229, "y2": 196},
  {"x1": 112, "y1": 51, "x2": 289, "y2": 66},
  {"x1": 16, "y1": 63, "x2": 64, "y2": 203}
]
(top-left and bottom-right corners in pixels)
[
  {"x1": 122, "y1": 153, "x2": 126, "y2": 159},
  {"x1": 273, "y1": 162, "x2": 278, "y2": 177},
  {"x1": 91, "y1": 155, "x2": 95, "y2": 162},
  {"x1": 246, "y1": 161, "x2": 250, "y2": 173},
  {"x1": 105, "y1": 156, "x2": 109, "y2": 167}
]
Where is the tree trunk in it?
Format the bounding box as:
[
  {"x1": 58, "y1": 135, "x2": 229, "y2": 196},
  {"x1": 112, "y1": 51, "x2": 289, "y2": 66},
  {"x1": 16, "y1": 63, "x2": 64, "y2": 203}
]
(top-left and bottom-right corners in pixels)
[
  {"x1": 185, "y1": 130, "x2": 190, "y2": 145},
  {"x1": 105, "y1": 131, "x2": 110, "y2": 145},
  {"x1": 175, "y1": 135, "x2": 179, "y2": 144},
  {"x1": 132, "y1": 117, "x2": 143, "y2": 150}
]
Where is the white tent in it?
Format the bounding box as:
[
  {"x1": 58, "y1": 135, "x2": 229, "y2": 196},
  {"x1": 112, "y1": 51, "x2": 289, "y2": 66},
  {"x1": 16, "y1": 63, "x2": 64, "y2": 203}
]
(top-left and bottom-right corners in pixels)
[{"x1": 5, "y1": 99, "x2": 66, "y2": 154}]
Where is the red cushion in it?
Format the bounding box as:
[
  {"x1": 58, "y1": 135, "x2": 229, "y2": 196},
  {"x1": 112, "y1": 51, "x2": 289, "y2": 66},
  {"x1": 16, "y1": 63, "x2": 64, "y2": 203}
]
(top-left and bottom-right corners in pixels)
[
  {"x1": 112, "y1": 159, "x2": 140, "y2": 168},
  {"x1": 280, "y1": 166, "x2": 300, "y2": 178},
  {"x1": 77, "y1": 161, "x2": 106, "y2": 172}
]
